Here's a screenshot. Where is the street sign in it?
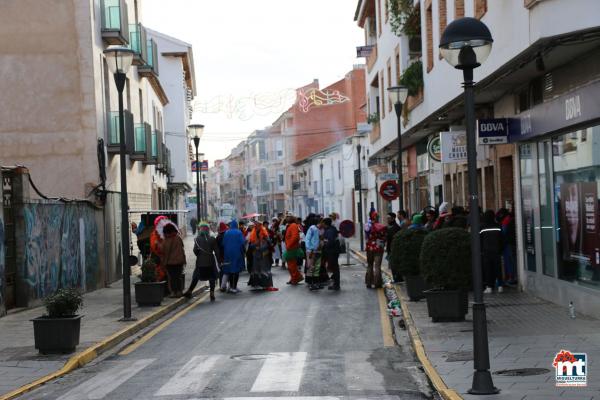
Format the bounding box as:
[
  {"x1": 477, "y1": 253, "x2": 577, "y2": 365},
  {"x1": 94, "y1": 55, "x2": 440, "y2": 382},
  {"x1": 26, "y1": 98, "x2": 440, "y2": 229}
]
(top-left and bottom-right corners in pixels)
[
  {"x1": 339, "y1": 220, "x2": 355, "y2": 238},
  {"x1": 440, "y1": 132, "x2": 485, "y2": 163},
  {"x1": 378, "y1": 173, "x2": 398, "y2": 180},
  {"x1": 379, "y1": 180, "x2": 400, "y2": 201},
  {"x1": 191, "y1": 160, "x2": 208, "y2": 172},
  {"x1": 356, "y1": 45, "x2": 375, "y2": 58},
  {"x1": 427, "y1": 136, "x2": 442, "y2": 161},
  {"x1": 477, "y1": 118, "x2": 513, "y2": 145}
]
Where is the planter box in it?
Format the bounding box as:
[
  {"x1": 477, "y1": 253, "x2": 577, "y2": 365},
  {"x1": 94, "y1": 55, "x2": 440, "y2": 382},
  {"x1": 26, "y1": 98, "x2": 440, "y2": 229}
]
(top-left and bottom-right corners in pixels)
[
  {"x1": 135, "y1": 281, "x2": 165, "y2": 306},
  {"x1": 424, "y1": 289, "x2": 468, "y2": 322},
  {"x1": 404, "y1": 275, "x2": 429, "y2": 301},
  {"x1": 31, "y1": 315, "x2": 82, "y2": 354}
]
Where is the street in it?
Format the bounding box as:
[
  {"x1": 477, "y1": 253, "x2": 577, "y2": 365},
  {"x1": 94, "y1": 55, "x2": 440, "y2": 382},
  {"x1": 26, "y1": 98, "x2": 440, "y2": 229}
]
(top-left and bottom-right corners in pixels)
[{"x1": 18, "y1": 259, "x2": 432, "y2": 400}]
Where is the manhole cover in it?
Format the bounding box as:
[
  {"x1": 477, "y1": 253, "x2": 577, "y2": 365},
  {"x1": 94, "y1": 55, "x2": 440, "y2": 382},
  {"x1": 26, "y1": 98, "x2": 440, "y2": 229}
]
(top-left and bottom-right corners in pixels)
[
  {"x1": 445, "y1": 351, "x2": 473, "y2": 362},
  {"x1": 230, "y1": 354, "x2": 273, "y2": 361},
  {"x1": 494, "y1": 368, "x2": 551, "y2": 377}
]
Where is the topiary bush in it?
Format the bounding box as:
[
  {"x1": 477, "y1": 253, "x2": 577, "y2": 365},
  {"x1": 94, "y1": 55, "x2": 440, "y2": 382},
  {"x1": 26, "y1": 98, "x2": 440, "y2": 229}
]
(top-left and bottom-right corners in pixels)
[
  {"x1": 44, "y1": 288, "x2": 83, "y2": 318},
  {"x1": 390, "y1": 229, "x2": 428, "y2": 277},
  {"x1": 140, "y1": 257, "x2": 158, "y2": 283},
  {"x1": 420, "y1": 228, "x2": 471, "y2": 290}
]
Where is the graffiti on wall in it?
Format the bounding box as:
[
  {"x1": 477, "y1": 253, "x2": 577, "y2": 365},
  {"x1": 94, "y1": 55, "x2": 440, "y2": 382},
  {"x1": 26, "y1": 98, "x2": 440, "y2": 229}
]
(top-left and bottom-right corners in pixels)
[
  {"x1": 297, "y1": 88, "x2": 350, "y2": 113},
  {"x1": 23, "y1": 203, "x2": 99, "y2": 300},
  {"x1": 0, "y1": 217, "x2": 5, "y2": 316}
]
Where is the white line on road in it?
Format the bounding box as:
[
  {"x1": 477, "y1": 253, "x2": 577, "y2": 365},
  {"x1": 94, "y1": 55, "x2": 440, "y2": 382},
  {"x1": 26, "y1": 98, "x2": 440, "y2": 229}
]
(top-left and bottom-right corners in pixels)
[
  {"x1": 250, "y1": 352, "x2": 308, "y2": 392},
  {"x1": 57, "y1": 358, "x2": 155, "y2": 400},
  {"x1": 154, "y1": 355, "x2": 221, "y2": 396},
  {"x1": 344, "y1": 351, "x2": 385, "y2": 391}
]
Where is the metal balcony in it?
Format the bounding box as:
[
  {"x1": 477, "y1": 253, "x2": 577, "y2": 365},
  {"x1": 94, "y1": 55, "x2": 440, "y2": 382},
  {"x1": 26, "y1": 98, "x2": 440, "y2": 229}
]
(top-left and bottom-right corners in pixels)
[
  {"x1": 138, "y1": 39, "x2": 159, "y2": 78},
  {"x1": 130, "y1": 122, "x2": 151, "y2": 161},
  {"x1": 128, "y1": 23, "x2": 148, "y2": 66},
  {"x1": 100, "y1": 0, "x2": 129, "y2": 45},
  {"x1": 106, "y1": 110, "x2": 134, "y2": 154}
]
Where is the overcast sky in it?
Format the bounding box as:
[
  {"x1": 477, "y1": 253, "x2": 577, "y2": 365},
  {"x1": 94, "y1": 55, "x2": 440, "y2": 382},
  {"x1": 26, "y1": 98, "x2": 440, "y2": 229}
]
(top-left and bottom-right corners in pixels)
[{"x1": 142, "y1": 0, "x2": 364, "y2": 164}]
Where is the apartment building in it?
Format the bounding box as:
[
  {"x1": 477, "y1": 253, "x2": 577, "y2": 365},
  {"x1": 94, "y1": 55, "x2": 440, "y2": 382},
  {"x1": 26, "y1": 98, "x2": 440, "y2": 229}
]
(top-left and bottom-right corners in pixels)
[
  {"x1": 357, "y1": 0, "x2": 600, "y2": 317},
  {"x1": 0, "y1": 0, "x2": 196, "y2": 311}
]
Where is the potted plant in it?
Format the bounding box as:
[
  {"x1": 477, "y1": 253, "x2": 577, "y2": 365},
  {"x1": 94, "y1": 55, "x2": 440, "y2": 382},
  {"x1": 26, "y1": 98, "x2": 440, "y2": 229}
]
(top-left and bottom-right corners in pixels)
[
  {"x1": 134, "y1": 257, "x2": 165, "y2": 306},
  {"x1": 390, "y1": 229, "x2": 429, "y2": 301},
  {"x1": 420, "y1": 228, "x2": 471, "y2": 322},
  {"x1": 31, "y1": 288, "x2": 83, "y2": 354},
  {"x1": 366, "y1": 112, "x2": 380, "y2": 125}
]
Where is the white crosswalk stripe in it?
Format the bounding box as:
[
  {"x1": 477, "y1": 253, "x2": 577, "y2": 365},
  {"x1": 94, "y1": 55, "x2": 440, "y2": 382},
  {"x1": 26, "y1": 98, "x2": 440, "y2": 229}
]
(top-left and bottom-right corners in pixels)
[
  {"x1": 155, "y1": 355, "x2": 222, "y2": 396},
  {"x1": 250, "y1": 352, "x2": 308, "y2": 392},
  {"x1": 56, "y1": 358, "x2": 155, "y2": 400}
]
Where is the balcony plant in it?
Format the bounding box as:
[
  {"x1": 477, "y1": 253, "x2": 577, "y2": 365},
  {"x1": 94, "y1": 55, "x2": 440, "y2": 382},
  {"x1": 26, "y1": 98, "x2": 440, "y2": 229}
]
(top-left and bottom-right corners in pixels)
[
  {"x1": 366, "y1": 112, "x2": 380, "y2": 124},
  {"x1": 420, "y1": 228, "x2": 471, "y2": 322},
  {"x1": 31, "y1": 288, "x2": 83, "y2": 354},
  {"x1": 134, "y1": 257, "x2": 165, "y2": 307},
  {"x1": 390, "y1": 0, "x2": 421, "y2": 38},
  {"x1": 400, "y1": 61, "x2": 424, "y2": 97},
  {"x1": 390, "y1": 229, "x2": 429, "y2": 301}
]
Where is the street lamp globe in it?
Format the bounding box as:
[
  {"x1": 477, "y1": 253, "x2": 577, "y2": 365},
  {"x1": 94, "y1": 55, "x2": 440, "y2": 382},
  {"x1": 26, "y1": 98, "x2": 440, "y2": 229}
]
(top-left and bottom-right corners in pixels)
[
  {"x1": 387, "y1": 85, "x2": 409, "y2": 105},
  {"x1": 103, "y1": 45, "x2": 134, "y2": 75},
  {"x1": 439, "y1": 17, "x2": 493, "y2": 70},
  {"x1": 188, "y1": 124, "x2": 204, "y2": 148}
]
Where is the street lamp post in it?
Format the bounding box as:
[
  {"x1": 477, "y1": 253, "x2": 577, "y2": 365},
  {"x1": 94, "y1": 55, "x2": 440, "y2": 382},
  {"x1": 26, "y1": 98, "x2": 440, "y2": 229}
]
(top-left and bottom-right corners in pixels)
[
  {"x1": 387, "y1": 85, "x2": 409, "y2": 212},
  {"x1": 104, "y1": 45, "x2": 135, "y2": 321},
  {"x1": 203, "y1": 173, "x2": 208, "y2": 220},
  {"x1": 189, "y1": 124, "x2": 204, "y2": 222},
  {"x1": 440, "y1": 17, "x2": 498, "y2": 395},
  {"x1": 356, "y1": 143, "x2": 364, "y2": 251},
  {"x1": 319, "y1": 160, "x2": 325, "y2": 215}
]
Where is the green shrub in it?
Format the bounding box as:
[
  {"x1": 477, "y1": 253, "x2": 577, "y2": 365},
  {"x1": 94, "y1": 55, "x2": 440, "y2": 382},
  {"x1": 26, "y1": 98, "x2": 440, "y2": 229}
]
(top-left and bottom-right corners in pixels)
[
  {"x1": 390, "y1": 229, "x2": 428, "y2": 277},
  {"x1": 400, "y1": 61, "x2": 423, "y2": 97},
  {"x1": 44, "y1": 288, "x2": 83, "y2": 318},
  {"x1": 420, "y1": 228, "x2": 471, "y2": 290},
  {"x1": 140, "y1": 257, "x2": 157, "y2": 283}
]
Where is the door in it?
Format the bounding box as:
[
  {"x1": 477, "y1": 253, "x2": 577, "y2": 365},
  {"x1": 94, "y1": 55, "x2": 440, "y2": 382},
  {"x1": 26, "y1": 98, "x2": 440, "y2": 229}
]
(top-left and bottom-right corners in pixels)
[
  {"x1": 2, "y1": 171, "x2": 16, "y2": 310},
  {"x1": 519, "y1": 143, "x2": 537, "y2": 272}
]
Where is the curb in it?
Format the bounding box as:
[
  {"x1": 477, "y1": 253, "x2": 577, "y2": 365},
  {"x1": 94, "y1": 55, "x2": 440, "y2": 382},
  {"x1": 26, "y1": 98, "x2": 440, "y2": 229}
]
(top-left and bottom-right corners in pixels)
[
  {"x1": 0, "y1": 285, "x2": 207, "y2": 400},
  {"x1": 349, "y1": 248, "x2": 463, "y2": 400}
]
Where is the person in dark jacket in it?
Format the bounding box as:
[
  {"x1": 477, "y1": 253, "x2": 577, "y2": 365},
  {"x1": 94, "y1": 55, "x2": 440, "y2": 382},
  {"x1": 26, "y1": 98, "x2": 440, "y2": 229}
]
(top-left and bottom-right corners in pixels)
[
  {"x1": 480, "y1": 210, "x2": 504, "y2": 294},
  {"x1": 322, "y1": 217, "x2": 341, "y2": 290},
  {"x1": 385, "y1": 212, "x2": 401, "y2": 257},
  {"x1": 184, "y1": 221, "x2": 220, "y2": 301}
]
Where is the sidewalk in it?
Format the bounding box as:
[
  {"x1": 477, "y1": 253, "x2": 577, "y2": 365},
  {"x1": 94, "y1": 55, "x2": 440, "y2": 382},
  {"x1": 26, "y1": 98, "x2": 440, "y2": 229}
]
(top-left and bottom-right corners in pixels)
[
  {"x1": 347, "y1": 237, "x2": 600, "y2": 399},
  {"x1": 0, "y1": 235, "x2": 203, "y2": 398}
]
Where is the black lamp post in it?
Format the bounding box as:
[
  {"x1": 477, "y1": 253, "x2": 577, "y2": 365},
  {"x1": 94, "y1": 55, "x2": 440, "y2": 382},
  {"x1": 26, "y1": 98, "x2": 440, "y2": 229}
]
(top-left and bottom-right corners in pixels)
[
  {"x1": 104, "y1": 45, "x2": 135, "y2": 321},
  {"x1": 356, "y1": 143, "x2": 364, "y2": 251},
  {"x1": 387, "y1": 85, "x2": 409, "y2": 212},
  {"x1": 202, "y1": 173, "x2": 208, "y2": 220},
  {"x1": 440, "y1": 17, "x2": 498, "y2": 395},
  {"x1": 189, "y1": 124, "x2": 204, "y2": 222}
]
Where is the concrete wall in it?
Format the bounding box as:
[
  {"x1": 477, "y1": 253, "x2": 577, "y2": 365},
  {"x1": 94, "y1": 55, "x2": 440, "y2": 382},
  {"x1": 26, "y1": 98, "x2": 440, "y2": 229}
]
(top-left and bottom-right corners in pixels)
[{"x1": 0, "y1": 0, "x2": 99, "y2": 199}]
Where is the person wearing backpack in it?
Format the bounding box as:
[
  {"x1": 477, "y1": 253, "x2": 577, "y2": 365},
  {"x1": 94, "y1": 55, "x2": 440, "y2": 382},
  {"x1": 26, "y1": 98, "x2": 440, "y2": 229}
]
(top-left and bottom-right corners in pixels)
[{"x1": 323, "y1": 217, "x2": 341, "y2": 290}]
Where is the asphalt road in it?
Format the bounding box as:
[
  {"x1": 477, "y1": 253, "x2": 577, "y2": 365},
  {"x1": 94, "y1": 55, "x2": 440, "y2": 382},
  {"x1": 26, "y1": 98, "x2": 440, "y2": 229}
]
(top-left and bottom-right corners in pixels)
[{"x1": 20, "y1": 257, "x2": 432, "y2": 400}]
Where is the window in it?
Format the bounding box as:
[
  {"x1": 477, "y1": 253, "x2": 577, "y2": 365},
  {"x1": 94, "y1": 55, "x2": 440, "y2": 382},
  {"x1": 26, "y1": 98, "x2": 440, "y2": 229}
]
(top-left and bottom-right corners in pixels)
[
  {"x1": 387, "y1": 59, "x2": 392, "y2": 113},
  {"x1": 313, "y1": 181, "x2": 318, "y2": 195},
  {"x1": 454, "y1": 0, "x2": 465, "y2": 18},
  {"x1": 260, "y1": 169, "x2": 268, "y2": 191},
  {"x1": 439, "y1": 0, "x2": 447, "y2": 60},
  {"x1": 326, "y1": 179, "x2": 332, "y2": 194},
  {"x1": 426, "y1": 2, "x2": 433, "y2": 72},
  {"x1": 395, "y1": 45, "x2": 401, "y2": 85},
  {"x1": 258, "y1": 141, "x2": 266, "y2": 160},
  {"x1": 138, "y1": 89, "x2": 144, "y2": 123},
  {"x1": 474, "y1": 0, "x2": 487, "y2": 19},
  {"x1": 338, "y1": 160, "x2": 342, "y2": 180},
  {"x1": 278, "y1": 173, "x2": 284, "y2": 187},
  {"x1": 276, "y1": 140, "x2": 283, "y2": 159},
  {"x1": 380, "y1": 72, "x2": 385, "y2": 119}
]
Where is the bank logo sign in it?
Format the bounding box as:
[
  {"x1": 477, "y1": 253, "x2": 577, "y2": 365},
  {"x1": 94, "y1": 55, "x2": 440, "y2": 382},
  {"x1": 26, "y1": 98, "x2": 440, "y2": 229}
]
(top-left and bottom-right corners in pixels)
[{"x1": 553, "y1": 350, "x2": 587, "y2": 387}]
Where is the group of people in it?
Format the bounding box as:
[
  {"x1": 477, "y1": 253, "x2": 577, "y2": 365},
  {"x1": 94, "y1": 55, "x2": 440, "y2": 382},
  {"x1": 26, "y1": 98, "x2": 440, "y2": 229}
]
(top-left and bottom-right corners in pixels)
[{"x1": 370, "y1": 201, "x2": 517, "y2": 293}]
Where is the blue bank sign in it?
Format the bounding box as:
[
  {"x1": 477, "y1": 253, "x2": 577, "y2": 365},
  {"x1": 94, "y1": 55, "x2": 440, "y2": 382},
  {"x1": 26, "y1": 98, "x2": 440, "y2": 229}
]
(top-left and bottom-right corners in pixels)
[{"x1": 477, "y1": 118, "x2": 519, "y2": 145}]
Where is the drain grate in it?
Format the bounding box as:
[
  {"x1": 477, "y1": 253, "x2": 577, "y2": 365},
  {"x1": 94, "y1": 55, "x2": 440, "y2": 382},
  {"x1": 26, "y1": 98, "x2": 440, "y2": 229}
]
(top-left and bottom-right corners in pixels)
[
  {"x1": 494, "y1": 368, "x2": 551, "y2": 377},
  {"x1": 445, "y1": 351, "x2": 473, "y2": 362}
]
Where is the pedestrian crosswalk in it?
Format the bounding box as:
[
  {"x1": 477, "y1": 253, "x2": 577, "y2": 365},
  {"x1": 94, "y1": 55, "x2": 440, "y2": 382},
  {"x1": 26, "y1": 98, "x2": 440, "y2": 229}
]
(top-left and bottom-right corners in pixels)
[{"x1": 54, "y1": 351, "x2": 421, "y2": 400}]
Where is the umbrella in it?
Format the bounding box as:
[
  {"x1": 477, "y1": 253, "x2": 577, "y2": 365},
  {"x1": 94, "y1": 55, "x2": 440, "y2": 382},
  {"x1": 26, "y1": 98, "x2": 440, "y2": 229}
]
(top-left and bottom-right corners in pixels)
[{"x1": 242, "y1": 213, "x2": 263, "y2": 219}]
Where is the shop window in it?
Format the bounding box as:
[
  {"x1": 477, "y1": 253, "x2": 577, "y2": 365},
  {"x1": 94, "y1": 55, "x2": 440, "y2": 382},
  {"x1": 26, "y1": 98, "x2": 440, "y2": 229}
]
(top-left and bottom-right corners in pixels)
[
  {"x1": 519, "y1": 143, "x2": 537, "y2": 272},
  {"x1": 553, "y1": 126, "x2": 600, "y2": 290}
]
